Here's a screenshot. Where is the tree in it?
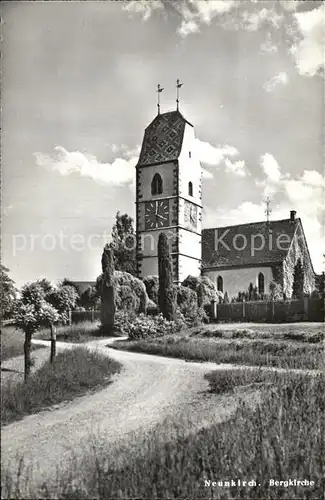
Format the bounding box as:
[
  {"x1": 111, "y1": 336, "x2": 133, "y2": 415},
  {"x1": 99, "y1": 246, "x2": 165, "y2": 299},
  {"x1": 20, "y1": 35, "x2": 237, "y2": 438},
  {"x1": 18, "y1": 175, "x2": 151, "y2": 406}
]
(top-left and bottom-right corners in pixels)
[
  {"x1": 158, "y1": 234, "x2": 176, "y2": 321},
  {"x1": 292, "y1": 258, "x2": 304, "y2": 298},
  {"x1": 110, "y1": 211, "x2": 137, "y2": 276},
  {"x1": 13, "y1": 282, "x2": 60, "y2": 381},
  {"x1": 0, "y1": 264, "x2": 16, "y2": 319},
  {"x1": 47, "y1": 284, "x2": 78, "y2": 321},
  {"x1": 143, "y1": 276, "x2": 159, "y2": 304},
  {"x1": 79, "y1": 286, "x2": 100, "y2": 310},
  {"x1": 269, "y1": 281, "x2": 283, "y2": 301},
  {"x1": 182, "y1": 275, "x2": 223, "y2": 306},
  {"x1": 100, "y1": 244, "x2": 116, "y2": 334},
  {"x1": 60, "y1": 278, "x2": 81, "y2": 296}
]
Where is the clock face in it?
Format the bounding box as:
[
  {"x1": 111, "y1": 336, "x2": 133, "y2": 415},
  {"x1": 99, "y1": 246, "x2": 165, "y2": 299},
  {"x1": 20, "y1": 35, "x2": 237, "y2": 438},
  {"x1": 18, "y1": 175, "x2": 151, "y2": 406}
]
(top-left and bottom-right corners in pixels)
[
  {"x1": 184, "y1": 201, "x2": 198, "y2": 230},
  {"x1": 145, "y1": 200, "x2": 170, "y2": 230}
]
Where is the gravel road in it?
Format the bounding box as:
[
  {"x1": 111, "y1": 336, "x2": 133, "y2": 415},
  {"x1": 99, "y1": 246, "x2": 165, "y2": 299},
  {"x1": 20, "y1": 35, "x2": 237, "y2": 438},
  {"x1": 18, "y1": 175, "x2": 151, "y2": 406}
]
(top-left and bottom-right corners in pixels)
[{"x1": 1, "y1": 338, "x2": 260, "y2": 490}]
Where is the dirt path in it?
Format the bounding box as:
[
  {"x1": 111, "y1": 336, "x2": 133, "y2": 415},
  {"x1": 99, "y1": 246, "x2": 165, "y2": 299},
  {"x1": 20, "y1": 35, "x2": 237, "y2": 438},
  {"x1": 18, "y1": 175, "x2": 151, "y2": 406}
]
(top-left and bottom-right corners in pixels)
[
  {"x1": 1, "y1": 338, "x2": 260, "y2": 490},
  {"x1": 2, "y1": 337, "x2": 316, "y2": 491}
]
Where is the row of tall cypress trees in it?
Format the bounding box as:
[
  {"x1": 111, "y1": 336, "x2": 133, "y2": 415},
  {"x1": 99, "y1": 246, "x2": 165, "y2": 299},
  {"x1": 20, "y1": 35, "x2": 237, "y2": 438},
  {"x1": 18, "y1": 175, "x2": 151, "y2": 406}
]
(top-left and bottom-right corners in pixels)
[{"x1": 100, "y1": 233, "x2": 175, "y2": 333}]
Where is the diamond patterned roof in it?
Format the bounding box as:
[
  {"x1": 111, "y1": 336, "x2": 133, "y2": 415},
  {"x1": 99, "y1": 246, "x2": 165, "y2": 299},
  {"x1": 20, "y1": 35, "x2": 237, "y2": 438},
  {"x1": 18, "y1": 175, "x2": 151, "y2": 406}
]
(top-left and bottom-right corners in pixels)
[{"x1": 137, "y1": 111, "x2": 191, "y2": 166}]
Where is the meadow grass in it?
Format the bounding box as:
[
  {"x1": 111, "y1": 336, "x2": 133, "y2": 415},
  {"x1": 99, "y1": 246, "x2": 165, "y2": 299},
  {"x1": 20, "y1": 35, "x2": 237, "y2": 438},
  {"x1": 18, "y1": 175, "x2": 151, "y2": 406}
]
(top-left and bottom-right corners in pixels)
[
  {"x1": 2, "y1": 369, "x2": 324, "y2": 499},
  {"x1": 1, "y1": 347, "x2": 121, "y2": 426},
  {"x1": 112, "y1": 333, "x2": 324, "y2": 370},
  {"x1": 35, "y1": 321, "x2": 103, "y2": 343},
  {"x1": 1, "y1": 325, "x2": 44, "y2": 361}
]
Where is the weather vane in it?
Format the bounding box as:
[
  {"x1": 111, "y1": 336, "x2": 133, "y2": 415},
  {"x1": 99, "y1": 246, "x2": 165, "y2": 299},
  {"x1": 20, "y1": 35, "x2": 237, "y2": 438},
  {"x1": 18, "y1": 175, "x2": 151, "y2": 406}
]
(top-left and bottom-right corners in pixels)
[
  {"x1": 157, "y1": 84, "x2": 164, "y2": 115},
  {"x1": 176, "y1": 79, "x2": 183, "y2": 111},
  {"x1": 264, "y1": 197, "x2": 272, "y2": 223}
]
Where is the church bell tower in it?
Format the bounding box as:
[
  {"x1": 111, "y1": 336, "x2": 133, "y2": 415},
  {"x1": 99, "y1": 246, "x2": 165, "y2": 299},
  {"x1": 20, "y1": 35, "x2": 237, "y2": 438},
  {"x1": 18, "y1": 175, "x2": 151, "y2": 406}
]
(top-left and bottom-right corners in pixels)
[{"x1": 135, "y1": 83, "x2": 202, "y2": 283}]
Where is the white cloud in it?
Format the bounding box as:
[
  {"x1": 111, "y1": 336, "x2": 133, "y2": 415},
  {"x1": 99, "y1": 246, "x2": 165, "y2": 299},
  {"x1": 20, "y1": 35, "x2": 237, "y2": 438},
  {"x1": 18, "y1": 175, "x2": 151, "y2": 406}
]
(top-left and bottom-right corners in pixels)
[
  {"x1": 260, "y1": 153, "x2": 282, "y2": 183},
  {"x1": 263, "y1": 72, "x2": 288, "y2": 92},
  {"x1": 224, "y1": 158, "x2": 248, "y2": 177},
  {"x1": 202, "y1": 168, "x2": 214, "y2": 179},
  {"x1": 35, "y1": 146, "x2": 137, "y2": 187},
  {"x1": 260, "y1": 33, "x2": 278, "y2": 54},
  {"x1": 122, "y1": 0, "x2": 163, "y2": 21},
  {"x1": 257, "y1": 152, "x2": 325, "y2": 271},
  {"x1": 291, "y1": 4, "x2": 325, "y2": 76},
  {"x1": 241, "y1": 7, "x2": 284, "y2": 32},
  {"x1": 195, "y1": 139, "x2": 238, "y2": 165},
  {"x1": 178, "y1": 20, "x2": 200, "y2": 38},
  {"x1": 196, "y1": 139, "x2": 248, "y2": 177}
]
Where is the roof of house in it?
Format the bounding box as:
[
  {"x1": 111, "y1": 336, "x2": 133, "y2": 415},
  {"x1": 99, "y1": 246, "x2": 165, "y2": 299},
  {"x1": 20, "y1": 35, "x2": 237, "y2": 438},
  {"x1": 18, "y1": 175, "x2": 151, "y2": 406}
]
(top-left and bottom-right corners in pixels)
[
  {"x1": 72, "y1": 281, "x2": 96, "y2": 294},
  {"x1": 202, "y1": 218, "x2": 301, "y2": 269},
  {"x1": 137, "y1": 110, "x2": 192, "y2": 167}
]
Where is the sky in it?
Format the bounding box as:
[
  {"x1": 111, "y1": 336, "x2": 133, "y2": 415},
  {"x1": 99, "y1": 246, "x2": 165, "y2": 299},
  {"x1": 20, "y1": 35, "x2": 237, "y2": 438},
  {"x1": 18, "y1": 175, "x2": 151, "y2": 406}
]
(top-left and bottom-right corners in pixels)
[{"x1": 2, "y1": 0, "x2": 324, "y2": 287}]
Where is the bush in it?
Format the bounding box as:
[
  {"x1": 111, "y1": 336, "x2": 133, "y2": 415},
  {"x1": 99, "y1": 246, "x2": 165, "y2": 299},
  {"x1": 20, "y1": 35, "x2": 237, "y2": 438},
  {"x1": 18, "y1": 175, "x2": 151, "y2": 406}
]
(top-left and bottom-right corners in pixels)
[
  {"x1": 126, "y1": 313, "x2": 184, "y2": 340},
  {"x1": 176, "y1": 285, "x2": 197, "y2": 314},
  {"x1": 97, "y1": 271, "x2": 149, "y2": 314},
  {"x1": 182, "y1": 275, "x2": 223, "y2": 307},
  {"x1": 143, "y1": 276, "x2": 159, "y2": 304},
  {"x1": 174, "y1": 286, "x2": 209, "y2": 326}
]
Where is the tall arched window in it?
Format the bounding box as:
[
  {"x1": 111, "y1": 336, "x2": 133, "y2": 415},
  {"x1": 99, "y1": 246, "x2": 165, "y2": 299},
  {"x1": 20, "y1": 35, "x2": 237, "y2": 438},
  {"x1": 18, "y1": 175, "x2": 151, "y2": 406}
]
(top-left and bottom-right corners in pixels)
[
  {"x1": 258, "y1": 272, "x2": 265, "y2": 295},
  {"x1": 217, "y1": 275, "x2": 223, "y2": 292},
  {"x1": 151, "y1": 173, "x2": 163, "y2": 195},
  {"x1": 188, "y1": 181, "x2": 193, "y2": 196}
]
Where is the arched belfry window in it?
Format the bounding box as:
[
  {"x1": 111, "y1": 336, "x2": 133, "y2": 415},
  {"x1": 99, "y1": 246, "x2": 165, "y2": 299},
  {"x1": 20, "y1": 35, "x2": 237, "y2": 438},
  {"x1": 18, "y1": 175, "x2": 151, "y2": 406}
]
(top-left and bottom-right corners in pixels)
[
  {"x1": 188, "y1": 181, "x2": 193, "y2": 197},
  {"x1": 151, "y1": 173, "x2": 163, "y2": 195},
  {"x1": 258, "y1": 272, "x2": 265, "y2": 295},
  {"x1": 217, "y1": 276, "x2": 223, "y2": 292}
]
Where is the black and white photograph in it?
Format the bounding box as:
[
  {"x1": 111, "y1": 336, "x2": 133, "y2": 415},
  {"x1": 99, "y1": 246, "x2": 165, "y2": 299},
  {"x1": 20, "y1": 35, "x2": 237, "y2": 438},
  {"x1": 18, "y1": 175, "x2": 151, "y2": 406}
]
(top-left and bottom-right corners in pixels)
[{"x1": 1, "y1": 0, "x2": 324, "y2": 498}]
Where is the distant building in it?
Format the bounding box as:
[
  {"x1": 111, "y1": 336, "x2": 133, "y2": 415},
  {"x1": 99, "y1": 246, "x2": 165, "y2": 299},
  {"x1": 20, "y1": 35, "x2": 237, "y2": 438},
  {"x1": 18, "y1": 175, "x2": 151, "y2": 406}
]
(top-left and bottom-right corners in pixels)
[
  {"x1": 72, "y1": 281, "x2": 95, "y2": 295},
  {"x1": 135, "y1": 106, "x2": 315, "y2": 298}
]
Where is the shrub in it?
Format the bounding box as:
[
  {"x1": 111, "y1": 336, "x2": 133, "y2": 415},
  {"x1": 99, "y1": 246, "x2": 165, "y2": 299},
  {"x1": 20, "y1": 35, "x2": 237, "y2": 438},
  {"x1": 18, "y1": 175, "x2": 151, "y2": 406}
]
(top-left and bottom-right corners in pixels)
[
  {"x1": 127, "y1": 313, "x2": 184, "y2": 340},
  {"x1": 176, "y1": 285, "x2": 197, "y2": 314},
  {"x1": 100, "y1": 245, "x2": 116, "y2": 334},
  {"x1": 182, "y1": 275, "x2": 223, "y2": 307},
  {"x1": 143, "y1": 276, "x2": 159, "y2": 304},
  {"x1": 97, "y1": 271, "x2": 149, "y2": 314},
  {"x1": 158, "y1": 234, "x2": 176, "y2": 321},
  {"x1": 174, "y1": 286, "x2": 209, "y2": 326}
]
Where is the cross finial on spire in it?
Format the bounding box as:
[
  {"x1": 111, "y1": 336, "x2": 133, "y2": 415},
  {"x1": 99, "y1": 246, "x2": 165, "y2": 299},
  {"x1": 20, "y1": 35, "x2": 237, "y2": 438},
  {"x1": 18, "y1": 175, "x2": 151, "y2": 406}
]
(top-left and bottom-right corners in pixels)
[
  {"x1": 264, "y1": 196, "x2": 272, "y2": 223},
  {"x1": 176, "y1": 79, "x2": 183, "y2": 111},
  {"x1": 157, "y1": 84, "x2": 164, "y2": 115}
]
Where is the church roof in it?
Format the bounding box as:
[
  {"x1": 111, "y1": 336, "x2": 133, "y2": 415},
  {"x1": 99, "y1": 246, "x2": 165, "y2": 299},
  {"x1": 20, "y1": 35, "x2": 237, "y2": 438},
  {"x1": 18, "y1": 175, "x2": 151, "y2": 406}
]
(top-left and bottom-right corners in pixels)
[
  {"x1": 137, "y1": 110, "x2": 192, "y2": 167},
  {"x1": 202, "y1": 218, "x2": 301, "y2": 269}
]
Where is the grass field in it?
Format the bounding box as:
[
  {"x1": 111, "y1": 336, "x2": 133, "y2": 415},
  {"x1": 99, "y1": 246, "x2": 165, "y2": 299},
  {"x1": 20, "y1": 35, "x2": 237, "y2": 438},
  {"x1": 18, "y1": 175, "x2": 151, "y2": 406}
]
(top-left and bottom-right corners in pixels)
[
  {"x1": 2, "y1": 368, "x2": 323, "y2": 499},
  {"x1": 36, "y1": 321, "x2": 103, "y2": 343},
  {"x1": 1, "y1": 347, "x2": 121, "y2": 426},
  {"x1": 1, "y1": 325, "x2": 45, "y2": 361},
  {"x1": 112, "y1": 322, "x2": 324, "y2": 370}
]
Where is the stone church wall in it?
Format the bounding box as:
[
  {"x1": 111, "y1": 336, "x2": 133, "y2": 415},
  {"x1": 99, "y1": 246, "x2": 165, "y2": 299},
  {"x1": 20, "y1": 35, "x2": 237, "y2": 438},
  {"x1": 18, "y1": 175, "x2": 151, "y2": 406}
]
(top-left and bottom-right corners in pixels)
[
  {"x1": 202, "y1": 266, "x2": 273, "y2": 299},
  {"x1": 283, "y1": 223, "x2": 315, "y2": 298}
]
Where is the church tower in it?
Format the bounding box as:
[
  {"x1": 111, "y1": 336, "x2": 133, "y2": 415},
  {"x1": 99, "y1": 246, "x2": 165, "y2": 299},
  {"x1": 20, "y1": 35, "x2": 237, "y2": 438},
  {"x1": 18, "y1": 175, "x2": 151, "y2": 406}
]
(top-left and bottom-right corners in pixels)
[{"x1": 135, "y1": 90, "x2": 202, "y2": 283}]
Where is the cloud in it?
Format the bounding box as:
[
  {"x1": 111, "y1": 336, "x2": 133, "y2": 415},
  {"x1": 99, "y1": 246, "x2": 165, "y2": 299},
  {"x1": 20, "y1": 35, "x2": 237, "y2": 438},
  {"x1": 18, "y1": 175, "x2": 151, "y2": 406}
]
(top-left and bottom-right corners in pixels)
[
  {"x1": 224, "y1": 158, "x2": 248, "y2": 177},
  {"x1": 178, "y1": 19, "x2": 200, "y2": 38},
  {"x1": 241, "y1": 7, "x2": 284, "y2": 32},
  {"x1": 195, "y1": 139, "x2": 238, "y2": 165},
  {"x1": 202, "y1": 168, "x2": 214, "y2": 180},
  {"x1": 263, "y1": 72, "x2": 289, "y2": 92},
  {"x1": 123, "y1": 0, "x2": 163, "y2": 21},
  {"x1": 291, "y1": 4, "x2": 325, "y2": 76},
  {"x1": 196, "y1": 139, "x2": 248, "y2": 177},
  {"x1": 34, "y1": 146, "x2": 137, "y2": 187},
  {"x1": 260, "y1": 153, "x2": 282, "y2": 184},
  {"x1": 257, "y1": 152, "x2": 324, "y2": 271},
  {"x1": 260, "y1": 33, "x2": 278, "y2": 53}
]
